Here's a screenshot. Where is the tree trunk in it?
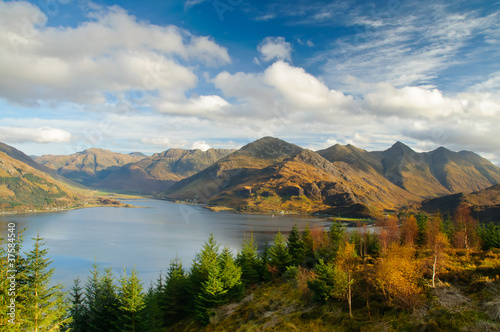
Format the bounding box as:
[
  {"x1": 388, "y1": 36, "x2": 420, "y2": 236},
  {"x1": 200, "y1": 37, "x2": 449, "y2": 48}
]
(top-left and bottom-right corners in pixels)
[
  {"x1": 432, "y1": 254, "x2": 437, "y2": 288},
  {"x1": 348, "y1": 271, "x2": 353, "y2": 318},
  {"x1": 464, "y1": 224, "x2": 468, "y2": 250}
]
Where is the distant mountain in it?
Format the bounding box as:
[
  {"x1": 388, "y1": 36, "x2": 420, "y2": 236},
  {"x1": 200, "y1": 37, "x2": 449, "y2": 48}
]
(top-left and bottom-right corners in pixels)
[
  {"x1": 165, "y1": 138, "x2": 417, "y2": 216},
  {"x1": 418, "y1": 184, "x2": 500, "y2": 222},
  {"x1": 94, "y1": 148, "x2": 235, "y2": 193},
  {"x1": 166, "y1": 138, "x2": 500, "y2": 217},
  {"x1": 0, "y1": 149, "x2": 82, "y2": 211},
  {"x1": 318, "y1": 142, "x2": 500, "y2": 199},
  {"x1": 35, "y1": 148, "x2": 146, "y2": 186},
  {"x1": 166, "y1": 137, "x2": 303, "y2": 200}
]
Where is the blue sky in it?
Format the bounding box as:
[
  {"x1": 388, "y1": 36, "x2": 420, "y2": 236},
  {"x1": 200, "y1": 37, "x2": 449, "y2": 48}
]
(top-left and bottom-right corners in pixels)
[{"x1": 0, "y1": 0, "x2": 499, "y2": 165}]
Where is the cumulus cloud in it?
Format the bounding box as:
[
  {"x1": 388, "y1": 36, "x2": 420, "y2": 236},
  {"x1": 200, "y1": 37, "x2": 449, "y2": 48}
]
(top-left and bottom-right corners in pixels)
[
  {"x1": 0, "y1": 1, "x2": 230, "y2": 106},
  {"x1": 0, "y1": 127, "x2": 72, "y2": 143},
  {"x1": 257, "y1": 37, "x2": 292, "y2": 62},
  {"x1": 191, "y1": 140, "x2": 211, "y2": 151},
  {"x1": 155, "y1": 95, "x2": 229, "y2": 117},
  {"x1": 213, "y1": 61, "x2": 354, "y2": 119}
]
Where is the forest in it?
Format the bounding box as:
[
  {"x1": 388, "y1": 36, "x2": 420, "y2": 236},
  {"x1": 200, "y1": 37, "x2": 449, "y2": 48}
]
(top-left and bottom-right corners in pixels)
[{"x1": 1, "y1": 204, "x2": 500, "y2": 331}]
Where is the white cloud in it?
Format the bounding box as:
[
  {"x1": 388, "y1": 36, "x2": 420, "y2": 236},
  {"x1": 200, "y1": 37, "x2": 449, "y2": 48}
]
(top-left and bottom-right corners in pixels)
[
  {"x1": 321, "y1": 3, "x2": 500, "y2": 90},
  {"x1": 213, "y1": 61, "x2": 354, "y2": 119},
  {"x1": 0, "y1": 1, "x2": 230, "y2": 106},
  {"x1": 155, "y1": 95, "x2": 229, "y2": 117},
  {"x1": 141, "y1": 137, "x2": 171, "y2": 147},
  {"x1": 191, "y1": 140, "x2": 211, "y2": 151},
  {"x1": 184, "y1": 0, "x2": 208, "y2": 9},
  {"x1": 263, "y1": 61, "x2": 353, "y2": 111},
  {"x1": 257, "y1": 37, "x2": 292, "y2": 62},
  {"x1": 362, "y1": 83, "x2": 462, "y2": 120},
  {"x1": 0, "y1": 127, "x2": 72, "y2": 143}
]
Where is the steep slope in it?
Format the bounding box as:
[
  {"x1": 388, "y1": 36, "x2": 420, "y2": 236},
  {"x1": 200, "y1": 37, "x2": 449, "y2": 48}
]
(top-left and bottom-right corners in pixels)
[
  {"x1": 319, "y1": 142, "x2": 500, "y2": 200},
  {"x1": 370, "y1": 142, "x2": 451, "y2": 198},
  {"x1": 166, "y1": 137, "x2": 303, "y2": 201},
  {"x1": 419, "y1": 184, "x2": 500, "y2": 222},
  {"x1": 95, "y1": 148, "x2": 234, "y2": 193},
  {"x1": 166, "y1": 138, "x2": 419, "y2": 216},
  {"x1": 317, "y1": 144, "x2": 382, "y2": 173},
  {"x1": 35, "y1": 148, "x2": 146, "y2": 186},
  {"x1": 209, "y1": 149, "x2": 418, "y2": 216},
  {"x1": 0, "y1": 151, "x2": 82, "y2": 211},
  {"x1": 426, "y1": 147, "x2": 500, "y2": 193}
]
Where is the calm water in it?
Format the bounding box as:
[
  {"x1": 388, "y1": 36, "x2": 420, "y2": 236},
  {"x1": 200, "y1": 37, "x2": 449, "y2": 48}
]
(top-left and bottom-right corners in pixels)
[{"x1": 0, "y1": 199, "x2": 333, "y2": 287}]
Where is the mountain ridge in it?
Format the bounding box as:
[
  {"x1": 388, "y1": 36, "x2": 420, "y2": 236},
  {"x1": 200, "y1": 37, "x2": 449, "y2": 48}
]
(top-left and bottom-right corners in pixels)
[{"x1": 165, "y1": 138, "x2": 500, "y2": 217}]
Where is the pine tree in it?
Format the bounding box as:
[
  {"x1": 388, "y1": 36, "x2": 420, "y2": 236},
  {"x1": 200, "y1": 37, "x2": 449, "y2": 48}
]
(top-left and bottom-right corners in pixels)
[
  {"x1": 301, "y1": 225, "x2": 315, "y2": 267},
  {"x1": 268, "y1": 232, "x2": 292, "y2": 275},
  {"x1": 416, "y1": 212, "x2": 428, "y2": 246},
  {"x1": 218, "y1": 246, "x2": 243, "y2": 301},
  {"x1": 85, "y1": 264, "x2": 119, "y2": 332},
  {"x1": 307, "y1": 259, "x2": 348, "y2": 303},
  {"x1": 160, "y1": 258, "x2": 189, "y2": 326},
  {"x1": 117, "y1": 268, "x2": 145, "y2": 332},
  {"x1": 236, "y1": 233, "x2": 260, "y2": 286},
  {"x1": 195, "y1": 264, "x2": 226, "y2": 325},
  {"x1": 287, "y1": 224, "x2": 305, "y2": 266},
  {"x1": 188, "y1": 233, "x2": 220, "y2": 306},
  {"x1": 140, "y1": 282, "x2": 163, "y2": 330},
  {"x1": 68, "y1": 277, "x2": 87, "y2": 332},
  {"x1": 259, "y1": 243, "x2": 272, "y2": 281},
  {"x1": 478, "y1": 223, "x2": 500, "y2": 250},
  {"x1": 23, "y1": 233, "x2": 70, "y2": 331},
  {"x1": 329, "y1": 219, "x2": 345, "y2": 252},
  {"x1": 190, "y1": 235, "x2": 244, "y2": 324}
]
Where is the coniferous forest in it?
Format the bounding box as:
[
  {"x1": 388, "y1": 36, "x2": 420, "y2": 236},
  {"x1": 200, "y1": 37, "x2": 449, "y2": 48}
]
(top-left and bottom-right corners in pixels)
[{"x1": 2, "y1": 207, "x2": 500, "y2": 331}]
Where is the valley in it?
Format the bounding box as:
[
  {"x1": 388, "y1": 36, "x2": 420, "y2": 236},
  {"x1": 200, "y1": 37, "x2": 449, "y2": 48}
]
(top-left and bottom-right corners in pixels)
[{"x1": 1, "y1": 137, "x2": 500, "y2": 221}]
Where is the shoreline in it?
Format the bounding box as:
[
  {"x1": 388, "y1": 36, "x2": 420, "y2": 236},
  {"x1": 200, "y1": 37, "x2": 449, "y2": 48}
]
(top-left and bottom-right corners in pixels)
[{"x1": 1, "y1": 196, "x2": 373, "y2": 224}]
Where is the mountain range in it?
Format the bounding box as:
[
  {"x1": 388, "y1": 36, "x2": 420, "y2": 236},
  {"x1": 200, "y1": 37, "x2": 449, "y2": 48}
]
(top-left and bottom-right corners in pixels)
[
  {"x1": 2, "y1": 137, "x2": 500, "y2": 219},
  {"x1": 0, "y1": 144, "x2": 83, "y2": 211},
  {"x1": 164, "y1": 137, "x2": 500, "y2": 217}
]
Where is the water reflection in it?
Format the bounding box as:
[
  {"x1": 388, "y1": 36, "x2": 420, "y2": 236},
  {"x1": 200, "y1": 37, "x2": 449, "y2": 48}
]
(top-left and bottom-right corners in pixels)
[{"x1": 0, "y1": 200, "x2": 333, "y2": 287}]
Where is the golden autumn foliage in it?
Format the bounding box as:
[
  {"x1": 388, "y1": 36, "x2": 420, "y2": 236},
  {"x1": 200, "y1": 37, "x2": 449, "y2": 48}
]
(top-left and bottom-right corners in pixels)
[
  {"x1": 375, "y1": 244, "x2": 423, "y2": 309},
  {"x1": 400, "y1": 215, "x2": 419, "y2": 246}
]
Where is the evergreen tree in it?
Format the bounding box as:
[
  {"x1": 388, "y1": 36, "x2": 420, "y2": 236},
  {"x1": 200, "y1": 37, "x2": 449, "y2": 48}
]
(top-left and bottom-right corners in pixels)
[
  {"x1": 478, "y1": 223, "x2": 500, "y2": 250},
  {"x1": 195, "y1": 264, "x2": 226, "y2": 325},
  {"x1": 68, "y1": 277, "x2": 87, "y2": 332},
  {"x1": 188, "y1": 233, "x2": 220, "y2": 306},
  {"x1": 160, "y1": 258, "x2": 189, "y2": 326},
  {"x1": 117, "y1": 268, "x2": 145, "y2": 332},
  {"x1": 140, "y1": 281, "x2": 163, "y2": 330},
  {"x1": 218, "y1": 246, "x2": 243, "y2": 301},
  {"x1": 236, "y1": 233, "x2": 260, "y2": 286},
  {"x1": 268, "y1": 232, "x2": 292, "y2": 275},
  {"x1": 259, "y1": 243, "x2": 272, "y2": 281},
  {"x1": 23, "y1": 233, "x2": 70, "y2": 331},
  {"x1": 329, "y1": 219, "x2": 346, "y2": 254},
  {"x1": 301, "y1": 224, "x2": 315, "y2": 267},
  {"x1": 85, "y1": 264, "x2": 119, "y2": 332},
  {"x1": 307, "y1": 259, "x2": 348, "y2": 303},
  {"x1": 416, "y1": 212, "x2": 428, "y2": 246},
  {"x1": 287, "y1": 224, "x2": 305, "y2": 266}
]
